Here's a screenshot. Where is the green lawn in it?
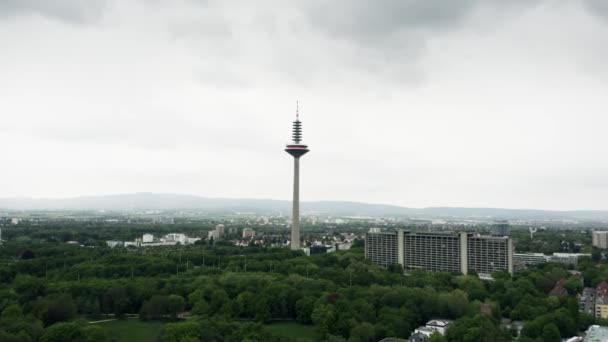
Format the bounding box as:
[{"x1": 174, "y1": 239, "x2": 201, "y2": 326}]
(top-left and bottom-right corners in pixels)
[
  {"x1": 97, "y1": 319, "x2": 163, "y2": 342},
  {"x1": 265, "y1": 322, "x2": 318, "y2": 341}
]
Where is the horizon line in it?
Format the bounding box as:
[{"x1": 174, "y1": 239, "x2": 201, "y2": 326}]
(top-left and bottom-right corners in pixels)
[{"x1": 0, "y1": 192, "x2": 608, "y2": 213}]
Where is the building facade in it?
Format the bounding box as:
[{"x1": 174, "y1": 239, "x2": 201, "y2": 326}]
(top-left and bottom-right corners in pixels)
[
  {"x1": 365, "y1": 230, "x2": 514, "y2": 275},
  {"x1": 143, "y1": 234, "x2": 154, "y2": 243},
  {"x1": 593, "y1": 231, "x2": 608, "y2": 249},
  {"x1": 242, "y1": 228, "x2": 255, "y2": 239},
  {"x1": 365, "y1": 231, "x2": 400, "y2": 268},
  {"x1": 403, "y1": 232, "x2": 462, "y2": 273},
  {"x1": 468, "y1": 235, "x2": 512, "y2": 274}
]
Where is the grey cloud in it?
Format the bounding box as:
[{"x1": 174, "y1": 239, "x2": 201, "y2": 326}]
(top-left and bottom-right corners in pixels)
[
  {"x1": 585, "y1": 0, "x2": 608, "y2": 18},
  {"x1": 307, "y1": 0, "x2": 478, "y2": 44},
  {"x1": 303, "y1": 0, "x2": 541, "y2": 50},
  {"x1": 295, "y1": 0, "x2": 538, "y2": 82},
  {"x1": 0, "y1": 0, "x2": 106, "y2": 24}
]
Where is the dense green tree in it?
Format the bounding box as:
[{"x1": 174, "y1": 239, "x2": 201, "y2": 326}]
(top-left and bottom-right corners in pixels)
[
  {"x1": 40, "y1": 322, "x2": 81, "y2": 342},
  {"x1": 102, "y1": 286, "x2": 130, "y2": 318},
  {"x1": 1, "y1": 304, "x2": 23, "y2": 320},
  {"x1": 348, "y1": 322, "x2": 375, "y2": 342},
  {"x1": 541, "y1": 323, "x2": 562, "y2": 342},
  {"x1": 311, "y1": 304, "x2": 336, "y2": 336},
  {"x1": 446, "y1": 315, "x2": 507, "y2": 342},
  {"x1": 160, "y1": 321, "x2": 200, "y2": 342},
  {"x1": 427, "y1": 332, "x2": 447, "y2": 342},
  {"x1": 295, "y1": 297, "x2": 315, "y2": 324},
  {"x1": 140, "y1": 295, "x2": 169, "y2": 320},
  {"x1": 13, "y1": 275, "x2": 46, "y2": 304},
  {"x1": 80, "y1": 325, "x2": 110, "y2": 342},
  {"x1": 167, "y1": 295, "x2": 185, "y2": 319},
  {"x1": 41, "y1": 294, "x2": 77, "y2": 327}
]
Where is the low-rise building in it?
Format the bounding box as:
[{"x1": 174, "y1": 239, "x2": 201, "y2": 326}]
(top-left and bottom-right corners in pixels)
[
  {"x1": 550, "y1": 253, "x2": 590, "y2": 266},
  {"x1": 514, "y1": 252, "x2": 590, "y2": 271},
  {"x1": 514, "y1": 253, "x2": 548, "y2": 268},
  {"x1": 425, "y1": 320, "x2": 451, "y2": 335},
  {"x1": 584, "y1": 325, "x2": 608, "y2": 341},
  {"x1": 595, "y1": 282, "x2": 608, "y2": 318},
  {"x1": 408, "y1": 319, "x2": 452, "y2": 341},
  {"x1": 242, "y1": 228, "x2": 255, "y2": 239},
  {"x1": 106, "y1": 240, "x2": 123, "y2": 248},
  {"x1": 580, "y1": 288, "x2": 596, "y2": 316},
  {"x1": 165, "y1": 233, "x2": 187, "y2": 244},
  {"x1": 143, "y1": 234, "x2": 154, "y2": 243}
]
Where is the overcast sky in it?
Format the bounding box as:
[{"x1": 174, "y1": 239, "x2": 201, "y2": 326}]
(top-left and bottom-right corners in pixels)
[{"x1": 2, "y1": 0, "x2": 608, "y2": 210}]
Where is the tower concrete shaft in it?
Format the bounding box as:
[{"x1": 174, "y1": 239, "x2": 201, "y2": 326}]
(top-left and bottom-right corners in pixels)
[{"x1": 291, "y1": 157, "x2": 301, "y2": 250}]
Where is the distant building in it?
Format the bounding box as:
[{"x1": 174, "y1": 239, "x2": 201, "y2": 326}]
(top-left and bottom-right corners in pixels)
[
  {"x1": 336, "y1": 242, "x2": 352, "y2": 251},
  {"x1": 242, "y1": 228, "x2": 255, "y2": 239},
  {"x1": 493, "y1": 220, "x2": 510, "y2": 236},
  {"x1": 596, "y1": 282, "x2": 608, "y2": 318},
  {"x1": 593, "y1": 231, "x2": 608, "y2": 249},
  {"x1": 514, "y1": 253, "x2": 548, "y2": 266},
  {"x1": 215, "y1": 224, "x2": 225, "y2": 239},
  {"x1": 10, "y1": 218, "x2": 20, "y2": 225},
  {"x1": 365, "y1": 230, "x2": 513, "y2": 275},
  {"x1": 550, "y1": 253, "x2": 589, "y2": 266},
  {"x1": 580, "y1": 288, "x2": 596, "y2": 316},
  {"x1": 190, "y1": 237, "x2": 201, "y2": 244},
  {"x1": 309, "y1": 245, "x2": 328, "y2": 255},
  {"x1": 158, "y1": 217, "x2": 175, "y2": 225},
  {"x1": 479, "y1": 303, "x2": 493, "y2": 316},
  {"x1": 550, "y1": 279, "x2": 568, "y2": 297},
  {"x1": 106, "y1": 240, "x2": 124, "y2": 248},
  {"x1": 165, "y1": 233, "x2": 187, "y2": 244},
  {"x1": 409, "y1": 328, "x2": 436, "y2": 341},
  {"x1": 425, "y1": 320, "x2": 452, "y2": 335},
  {"x1": 108, "y1": 232, "x2": 198, "y2": 248},
  {"x1": 143, "y1": 234, "x2": 154, "y2": 243},
  {"x1": 514, "y1": 252, "x2": 590, "y2": 271},
  {"x1": 408, "y1": 319, "x2": 452, "y2": 341}
]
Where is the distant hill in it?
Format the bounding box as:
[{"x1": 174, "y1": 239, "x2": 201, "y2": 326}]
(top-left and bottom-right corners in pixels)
[{"x1": 1, "y1": 193, "x2": 608, "y2": 220}]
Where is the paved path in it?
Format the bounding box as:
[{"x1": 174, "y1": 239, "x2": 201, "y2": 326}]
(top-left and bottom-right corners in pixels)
[
  {"x1": 88, "y1": 319, "x2": 117, "y2": 324},
  {"x1": 89, "y1": 316, "x2": 139, "y2": 324}
]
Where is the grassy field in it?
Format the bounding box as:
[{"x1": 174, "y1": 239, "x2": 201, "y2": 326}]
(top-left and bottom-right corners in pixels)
[
  {"x1": 96, "y1": 319, "x2": 163, "y2": 342},
  {"x1": 265, "y1": 322, "x2": 318, "y2": 341}
]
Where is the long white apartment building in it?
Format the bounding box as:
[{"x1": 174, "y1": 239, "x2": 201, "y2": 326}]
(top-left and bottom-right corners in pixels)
[{"x1": 365, "y1": 230, "x2": 513, "y2": 275}]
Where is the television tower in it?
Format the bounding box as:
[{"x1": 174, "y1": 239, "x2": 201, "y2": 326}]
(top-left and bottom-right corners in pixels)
[{"x1": 285, "y1": 102, "x2": 309, "y2": 250}]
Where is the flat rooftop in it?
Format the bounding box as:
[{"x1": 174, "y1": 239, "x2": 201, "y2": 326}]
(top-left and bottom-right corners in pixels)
[{"x1": 585, "y1": 325, "x2": 608, "y2": 342}]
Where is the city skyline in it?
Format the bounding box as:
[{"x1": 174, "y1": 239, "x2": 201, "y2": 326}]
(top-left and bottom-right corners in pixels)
[{"x1": 2, "y1": 1, "x2": 608, "y2": 210}]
